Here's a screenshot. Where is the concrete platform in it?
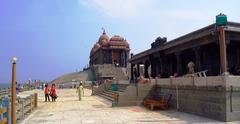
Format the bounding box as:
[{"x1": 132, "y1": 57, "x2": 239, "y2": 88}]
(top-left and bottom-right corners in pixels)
[{"x1": 19, "y1": 89, "x2": 240, "y2": 124}]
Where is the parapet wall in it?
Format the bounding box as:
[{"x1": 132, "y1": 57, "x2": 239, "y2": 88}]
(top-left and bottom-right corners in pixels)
[
  {"x1": 118, "y1": 83, "x2": 154, "y2": 106},
  {"x1": 155, "y1": 76, "x2": 240, "y2": 122}
]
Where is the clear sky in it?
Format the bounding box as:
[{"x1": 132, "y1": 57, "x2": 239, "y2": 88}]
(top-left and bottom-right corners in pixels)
[{"x1": 0, "y1": 0, "x2": 239, "y2": 83}]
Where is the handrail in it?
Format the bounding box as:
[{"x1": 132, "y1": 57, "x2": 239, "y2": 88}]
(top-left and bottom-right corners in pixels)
[
  {"x1": 0, "y1": 93, "x2": 38, "y2": 123},
  {"x1": 0, "y1": 107, "x2": 7, "y2": 124},
  {"x1": 0, "y1": 88, "x2": 35, "y2": 99},
  {"x1": 0, "y1": 88, "x2": 11, "y2": 98}
]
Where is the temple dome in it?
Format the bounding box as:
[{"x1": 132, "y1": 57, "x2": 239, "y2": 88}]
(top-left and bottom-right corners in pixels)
[
  {"x1": 94, "y1": 43, "x2": 101, "y2": 48},
  {"x1": 99, "y1": 39, "x2": 109, "y2": 47},
  {"x1": 98, "y1": 30, "x2": 109, "y2": 46},
  {"x1": 91, "y1": 43, "x2": 101, "y2": 55},
  {"x1": 93, "y1": 43, "x2": 101, "y2": 51},
  {"x1": 109, "y1": 35, "x2": 129, "y2": 48},
  {"x1": 110, "y1": 35, "x2": 124, "y2": 41}
]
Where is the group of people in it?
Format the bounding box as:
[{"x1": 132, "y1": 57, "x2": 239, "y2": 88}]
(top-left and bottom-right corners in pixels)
[
  {"x1": 44, "y1": 82, "x2": 85, "y2": 102},
  {"x1": 44, "y1": 83, "x2": 57, "y2": 102}
]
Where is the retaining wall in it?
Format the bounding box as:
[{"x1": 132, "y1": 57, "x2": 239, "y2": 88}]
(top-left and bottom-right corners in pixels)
[{"x1": 154, "y1": 76, "x2": 240, "y2": 122}]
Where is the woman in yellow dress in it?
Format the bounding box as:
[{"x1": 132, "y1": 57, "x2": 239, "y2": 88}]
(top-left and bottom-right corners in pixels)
[{"x1": 76, "y1": 82, "x2": 84, "y2": 101}]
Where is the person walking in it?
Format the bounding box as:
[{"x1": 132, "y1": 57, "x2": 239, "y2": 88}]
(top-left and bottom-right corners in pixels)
[
  {"x1": 16, "y1": 82, "x2": 19, "y2": 95},
  {"x1": 76, "y1": 82, "x2": 84, "y2": 101},
  {"x1": 44, "y1": 84, "x2": 50, "y2": 102},
  {"x1": 51, "y1": 84, "x2": 57, "y2": 102}
]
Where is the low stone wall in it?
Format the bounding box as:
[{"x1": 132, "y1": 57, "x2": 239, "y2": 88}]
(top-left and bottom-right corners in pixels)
[
  {"x1": 156, "y1": 76, "x2": 226, "y2": 87},
  {"x1": 155, "y1": 75, "x2": 240, "y2": 122},
  {"x1": 156, "y1": 85, "x2": 227, "y2": 121},
  {"x1": 118, "y1": 83, "x2": 154, "y2": 106},
  {"x1": 0, "y1": 93, "x2": 38, "y2": 123},
  {"x1": 92, "y1": 76, "x2": 240, "y2": 121}
]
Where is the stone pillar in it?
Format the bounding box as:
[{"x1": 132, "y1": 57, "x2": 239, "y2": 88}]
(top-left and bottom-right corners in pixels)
[
  {"x1": 236, "y1": 48, "x2": 240, "y2": 68},
  {"x1": 130, "y1": 64, "x2": 134, "y2": 82},
  {"x1": 125, "y1": 51, "x2": 127, "y2": 67},
  {"x1": 175, "y1": 52, "x2": 182, "y2": 75},
  {"x1": 100, "y1": 49, "x2": 104, "y2": 64},
  {"x1": 137, "y1": 63, "x2": 140, "y2": 77},
  {"x1": 124, "y1": 51, "x2": 128, "y2": 67},
  {"x1": 194, "y1": 47, "x2": 202, "y2": 72},
  {"x1": 144, "y1": 61, "x2": 149, "y2": 78},
  {"x1": 151, "y1": 60, "x2": 156, "y2": 78},
  {"x1": 111, "y1": 50, "x2": 113, "y2": 64},
  {"x1": 219, "y1": 26, "x2": 228, "y2": 75},
  {"x1": 159, "y1": 53, "x2": 164, "y2": 74},
  {"x1": 120, "y1": 50, "x2": 123, "y2": 67},
  {"x1": 122, "y1": 51, "x2": 125, "y2": 67}
]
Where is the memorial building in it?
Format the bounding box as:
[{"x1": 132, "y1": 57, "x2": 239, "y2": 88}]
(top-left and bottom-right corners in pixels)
[{"x1": 89, "y1": 30, "x2": 130, "y2": 67}]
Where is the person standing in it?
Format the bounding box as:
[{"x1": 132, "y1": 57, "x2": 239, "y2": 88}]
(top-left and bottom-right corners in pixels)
[
  {"x1": 16, "y1": 82, "x2": 19, "y2": 95},
  {"x1": 76, "y1": 82, "x2": 84, "y2": 101},
  {"x1": 51, "y1": 84, "x2": 57, "y2": 102},
  {"x1": 44, "y1": 84, "x2": 50, "y2": 102}
]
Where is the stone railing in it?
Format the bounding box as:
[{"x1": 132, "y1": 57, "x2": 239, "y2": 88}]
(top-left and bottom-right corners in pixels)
[
  {"x1": 0, "y1": 87, "x2": 36, "y2": 99},
  {"x1": 16, "y1": 93, "x2": 38, "y2": 122},
  {"x1": 0, "y1": 88, "x2": 11, "y2": 98},
  {"x1": 0, "y1": 93, "x2": 38, "y2": 124},
  {"x1": 0, "y1": 104, "x2": 7, "y2": 124},
  {"x1": 155, "y1": 76, "x2": 240, "y2": 87}
]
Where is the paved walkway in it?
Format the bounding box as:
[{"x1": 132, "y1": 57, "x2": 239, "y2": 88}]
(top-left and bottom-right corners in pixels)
[{"x1": 19, "y1": 89, "x2": 239, "y2": 124}]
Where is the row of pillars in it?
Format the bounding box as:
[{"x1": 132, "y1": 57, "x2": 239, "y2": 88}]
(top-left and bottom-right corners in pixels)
[{"x1": 130, "y1": 26, "x2": 228, "y2": 82}]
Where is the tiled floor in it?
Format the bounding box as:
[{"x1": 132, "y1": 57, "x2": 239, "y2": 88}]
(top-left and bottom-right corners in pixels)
[{"x1": 19, "y1": 89, "x2": 240, "y2": 124}]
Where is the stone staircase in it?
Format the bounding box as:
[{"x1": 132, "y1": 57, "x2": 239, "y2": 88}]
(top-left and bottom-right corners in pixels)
[
  {"x1": 98, "y1": 89, "x2": 115, "y2": 101},
  {"x1": 98, "y1": 84, "x2": 129, "y2": 102}
]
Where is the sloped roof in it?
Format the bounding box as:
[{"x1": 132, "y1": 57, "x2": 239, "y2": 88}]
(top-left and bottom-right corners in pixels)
[{"x1": 129, "y1": 22, "x2": 240, "y2": 62}]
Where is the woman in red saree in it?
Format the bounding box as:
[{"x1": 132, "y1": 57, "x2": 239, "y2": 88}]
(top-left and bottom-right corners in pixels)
[{"x1": 51, "y1": 84, "x2": 57, "y2": 102}]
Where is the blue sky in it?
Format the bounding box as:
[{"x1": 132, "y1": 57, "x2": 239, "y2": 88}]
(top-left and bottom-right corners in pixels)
[{"x1": 0, "y1": 0, "x2": 239, "y2": 83}]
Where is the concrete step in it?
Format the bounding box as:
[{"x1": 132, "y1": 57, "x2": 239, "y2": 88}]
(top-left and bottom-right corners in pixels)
[
  {"x1": 97, "y1": 89, "x2": 116, "y2": 102},
  {"x1": 98, "y1": 93, "x2": 114, "y2": 101},
  {"x1": 101, "y1": 91, "x2": 114, "y2": 98},
  {"x1": 106, "y1": 89, "x2": 125, "y2": 93}
]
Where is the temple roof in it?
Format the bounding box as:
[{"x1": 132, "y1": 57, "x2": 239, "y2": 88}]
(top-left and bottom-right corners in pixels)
[
  {"x1": 98, "y1": 30, "x2": 110, "y2": 46},
  {"x1": 90, "y1": 30, "x2": 130, "y2": 56},
  {"x1": 129, "y1": 22, "x2": 240, "y2": 63},
  {"x1": 109, "y1": 35, "x2": 129, "y2": 48}
]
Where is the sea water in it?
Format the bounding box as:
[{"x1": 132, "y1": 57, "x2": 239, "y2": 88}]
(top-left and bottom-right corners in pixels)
[{"x1": 0, "y1": 83, "x2": 11, "y2": 89}]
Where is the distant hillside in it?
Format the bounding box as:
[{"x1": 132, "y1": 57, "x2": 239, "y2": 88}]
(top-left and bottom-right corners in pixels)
[{"x1": 52, "y1": 68, "x2": 96, "y2": 83}]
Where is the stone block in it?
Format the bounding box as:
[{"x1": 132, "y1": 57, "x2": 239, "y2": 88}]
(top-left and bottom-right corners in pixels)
[
  {"x1": 157, "y1": 85, "x2": 232, "y2": 121},
  {"x1": 226, "y1": 111, "x2": 240, "y2": 122},
  {"x1": 172, "y1": 77, "x2": 193, "y2": 86},
  {"x1": 156, "y1": 78, "x2": 171, "y2": 86},
  {"x1": 226, "y1": 76, "x2": 240, "y2": 87},
  {"x1": 206, "y1": 76, "x2": 225, "y2": 86},
  {"x1": 194, "y1": 77, "x2": 207, "y2": 86}
]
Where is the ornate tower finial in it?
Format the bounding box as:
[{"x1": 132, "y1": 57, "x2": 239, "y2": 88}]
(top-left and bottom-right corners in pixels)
[{"x1": 102, "y1": 27, "x2": 106, "y2": 34}]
